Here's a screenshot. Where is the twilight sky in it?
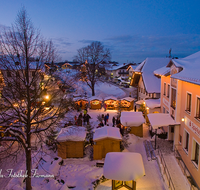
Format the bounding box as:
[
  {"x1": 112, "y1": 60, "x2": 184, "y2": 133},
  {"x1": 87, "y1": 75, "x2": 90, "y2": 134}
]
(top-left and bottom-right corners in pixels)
[{"x1": 1, "y1": 0, "x2": 200, "y2": 63}]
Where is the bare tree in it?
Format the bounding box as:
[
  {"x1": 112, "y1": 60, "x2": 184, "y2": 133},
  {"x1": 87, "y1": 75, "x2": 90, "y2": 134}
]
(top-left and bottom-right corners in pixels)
[
  {"x1": 75, "y1": 41, "x2": 111, "y2": 96},
  {"x1": 0, "y1": 8, "x2": 69, "y2": 189}
]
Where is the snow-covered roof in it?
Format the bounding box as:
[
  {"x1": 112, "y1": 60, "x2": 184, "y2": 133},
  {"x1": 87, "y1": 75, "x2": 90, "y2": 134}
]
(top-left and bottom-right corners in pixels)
[
  {"x1": 121, "y1": 97, "x2": 135, "y2": 102},
  {"x1": 73, "y1": 97, "x2": 88, "y2": 101},
  {"x1": 147, "y1": 113, "x2": 180, "y2": 129},
  {"x1": 135, "y1": 58, "x2": 171, "y2": 93},
  {"x1": 93, "y1": 126, "x2": 122, "y2": 141},
  {"x1": 103, "y1": 152, "x2": 145, "y2": 181},
  {"x1": 153, "y1": 66, "x2": 170, "y2": 76},
  {"x1": 104, "y1": 96, "x2": 118, "y2": 101},
  {"x1": 121, "y1": 111, "x2": 145, "y2": 127},
  {"x1": 145, "y1": 99, "x2": 160, "y2": 109},
  {"x1": 88, "y1": 96, "x2": 103, "y2": 101},
  {"x1": 106, "y1": 63, "x2": 133, "y2": 71},
  {"x1": 135, "y1": 100, "x2": 144, "y2": 105},
  {"x1": 169, "y1": 51, "x2": 200, "y2": 85},
  {"x1": 56, "y1": 126, "x2": 86, "y2": 142}
]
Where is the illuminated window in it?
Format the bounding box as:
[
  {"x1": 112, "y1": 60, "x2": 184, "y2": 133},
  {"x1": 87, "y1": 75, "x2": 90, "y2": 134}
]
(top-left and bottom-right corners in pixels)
[
  {"x1": 186, "y1": 93, "x2": 191, "y2": 113},
  {"x1": 171, "y1": 88, "x2": 176, "y2": 109}
]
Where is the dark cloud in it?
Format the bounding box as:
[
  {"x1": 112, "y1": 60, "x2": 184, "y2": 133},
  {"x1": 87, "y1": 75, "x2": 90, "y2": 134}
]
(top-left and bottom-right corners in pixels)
[
  {"x1": 78, "y1": 39, "x2": 96, "y2": 44},
  {"x1": 103, "y1": 34, "x2": 200, "y2": 62}
]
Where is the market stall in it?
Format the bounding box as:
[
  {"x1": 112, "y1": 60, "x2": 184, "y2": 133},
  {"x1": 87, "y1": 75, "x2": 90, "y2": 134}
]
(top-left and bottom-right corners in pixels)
[
  {"x1": 93, "y1": 126, "x2": 122, "y2": 160},
  {"x1": 121, "y1": 111, "x2": 145, "y2": 137},
  {"x1": 120, "y1": 97, "x2": 135, "y2": 111},
  {"x1": 56, "y1": 126, "x2": 86, "y2": 159},
  {"x1": 74, "y1": 97, "x2": 88, "y2": 110},
  {"x1": 103, "y1": 152, "x2": 145, "y2": 190},
  {"x1": 89, "y1": 96, "x2": 103, "y2": 109},
  {"x1": 104, "y1": 96, "x2": 119, "y2": 110}
]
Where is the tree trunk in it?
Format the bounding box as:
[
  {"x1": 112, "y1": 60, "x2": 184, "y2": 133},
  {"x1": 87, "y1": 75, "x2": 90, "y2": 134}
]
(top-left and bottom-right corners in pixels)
[
  {"x1": 92, "y1": 87, "x2": 95, "y2": 96},
  {"x1": 26, "y1": 133, "x2": 32, "y2": 189}
]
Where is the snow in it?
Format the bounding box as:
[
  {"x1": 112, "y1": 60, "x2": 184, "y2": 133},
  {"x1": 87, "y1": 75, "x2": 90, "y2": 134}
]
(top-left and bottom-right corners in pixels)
[
  {"x1": 93, "y1": 126, "x2": 122, "y2": 141},
  {"x1": 120, "y1": 96, "x2": 135, "y2": 102},
  {"x1": 170, "y1": 51, "x2": 200, "y2": 85},
  {"x1": 147, "y1": 113, "x2": 180, "y2": 129},
  {"x1": 153, "y1": 66, "x2": 170, "y2": 76},
  {"x1": 104, "y1": 96, "x2": 118, "y2": 101},
  {"x1": 88, "y1": 96, "x2": 103, "y2": 101},
  {"x1": 135, "y1": 99, "x2": 144, "y2": 105},
  {"x1": 56, "y1": 126, "x2": 86, "y2": 142},
  {"x1": 121, "y1": 111, "x2": 145, "y2": 127},
  {"x1": 103, "y1": 152, "x2": 145, "y2": 181},
  {"x1": 136, "y1": 57, "x2": 171, "y2": 93},
  {"x1": 144, "y1": 98, "x2": 160, "y2": 109}
]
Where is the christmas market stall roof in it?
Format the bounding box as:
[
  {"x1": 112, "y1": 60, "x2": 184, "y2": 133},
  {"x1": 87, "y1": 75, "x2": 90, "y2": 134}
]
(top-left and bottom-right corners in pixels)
[
  {"x1": 121, "y1": 111, "x2": 145, "y2": 127},
  {"x1": 103, "y1": 152, "x2": 145, "y2": 181},
  {"x1": 93, "y1": 126, "x2": 122, "y2": 141},
  {"x1": 120, "y1": 97, "x2": 135, "y2": 102},
  {"x1": 147, "y1": 113, "x2": 180, "y2": 129},
  {"x1": 144, "y1": 98, "x2": 160, "y2": 109},
  {"x1": 88, "y1": 96, "x2": 103, "y2": 101},
  {"x1": 56, "y1": 126, "x2": 86, "y2": 142},
  {"x1": 135, "y1": 99, "x2": 144, "y2": 105},
  {"x1": 104, "y1": 96, "x2": 118, "y2": 101}
]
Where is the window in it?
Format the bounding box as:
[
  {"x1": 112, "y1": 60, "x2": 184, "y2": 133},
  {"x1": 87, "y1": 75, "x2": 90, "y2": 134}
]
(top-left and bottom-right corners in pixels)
[
  {"x1": 192, "y1": 140, "x2": 199, "y2": 166},
  {"x1": 138, "y1": 87, "x2": 140, "y2": 92},
  {"x1": 163, "y1": 107, "x2": 165, "y2": 113},
  {"x1": 184, "y1": 131, "x2": 189, "y2": 152},
  {"x1": 195, "y1": 97, "x2": 200, "y2": 120},
  {"x1": 186, "y1": 93, "x2": 191, "y2": 113},
  {"x1": 32, "y1": 71, "x2": 36, "y2": 77},
  {"x1": 167, "y1": 84, "x2": 170, "y2": 98},
  {"x1": 171, "y1": 88, "x2": 176, "y2": 109},
  {"x1": 0, "y1": 78, "x2": 3, "y2": 83},
  {"x1": 164, "y1": 83, "x2": 166, "y2": 95},
  {"x1": 179, "y1": 135, "x2": 182, "y2": 144}
]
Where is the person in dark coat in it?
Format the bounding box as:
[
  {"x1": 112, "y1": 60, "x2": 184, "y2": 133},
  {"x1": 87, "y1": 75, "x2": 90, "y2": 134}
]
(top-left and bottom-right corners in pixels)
[
  {"x1": 112, "y1": 116, "x2": 116, "y2": 127},
  {"x1": 83, "y1": 114, "x2": 87, "y2": 125},
  {"x1": 86, "y1": 114, "x2": 91, "y2": 125},
  {"x1": 104, "y1": 115, "x2": 107, "y2": 125}
]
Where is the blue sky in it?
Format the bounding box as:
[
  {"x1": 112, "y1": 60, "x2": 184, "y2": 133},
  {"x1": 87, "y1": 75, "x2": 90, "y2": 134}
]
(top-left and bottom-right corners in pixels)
[{"x1": 0, "y1": 0, "x2": 200, "y2": 63}]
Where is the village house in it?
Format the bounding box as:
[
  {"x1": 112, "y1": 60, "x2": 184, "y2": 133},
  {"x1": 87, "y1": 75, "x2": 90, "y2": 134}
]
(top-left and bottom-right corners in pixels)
[
  {"x1": 130, "y1": 57, "x2": 171, "y2": 102},
  {"x1": 106, "y1": 62, "x2": 137, "y2": 82},
  {"x1": 154, "y1": 51, "x2": 200, "y2": 189}
]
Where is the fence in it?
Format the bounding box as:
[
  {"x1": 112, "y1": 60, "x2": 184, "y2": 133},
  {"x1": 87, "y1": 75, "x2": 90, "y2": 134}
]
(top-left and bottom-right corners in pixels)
[
  {"x1": 174, "y1": 144, "x2": 200, "y2": 190},
  {"x1": 157, "y1": 147, "x2": 176, "y2": 190}
]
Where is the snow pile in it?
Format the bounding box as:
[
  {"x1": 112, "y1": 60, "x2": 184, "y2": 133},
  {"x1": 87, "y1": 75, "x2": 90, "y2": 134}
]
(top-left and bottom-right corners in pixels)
[
  {"x1": 145, "y1": 98, "x2": 160, "y2": 109},
  {"x1": 57, "y1": 126, "x2": 86, "y2": 142},
  {"x1": 93, "y1": 126, "x2": 122, "y2": 141},
  {"x1": 103, "y1": 152, "x2": 145, "y2": 181},
  {"x1": 121, "y1": 111, "x2": 145, "y2": 127}
]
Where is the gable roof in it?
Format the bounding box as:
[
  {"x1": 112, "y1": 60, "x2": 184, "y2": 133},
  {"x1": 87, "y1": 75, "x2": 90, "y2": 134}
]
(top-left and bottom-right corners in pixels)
[
  {"x1": 136, "y1": 57, "x2": 171, "y2": 93},
  {"x1": 170, "y1": 51, "x2": 200, "y2": 85}
]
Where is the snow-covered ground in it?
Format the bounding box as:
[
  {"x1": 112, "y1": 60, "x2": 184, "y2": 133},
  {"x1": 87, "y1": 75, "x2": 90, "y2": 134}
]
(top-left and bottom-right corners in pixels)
[{"x1": 3, "y1": 81, "x2": 191, "y2": 190}]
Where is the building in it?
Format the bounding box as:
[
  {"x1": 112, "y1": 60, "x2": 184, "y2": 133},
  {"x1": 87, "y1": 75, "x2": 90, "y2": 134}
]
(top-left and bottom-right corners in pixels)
[
  {"x1": 106, "y1": 63, "x2": 137, "y2": 81},
  {"x1": 130, "y1": 58, "x2": 171, "y2": 101},
  {"x1": 155, "y1": 51, "x2": 200, "y2": 188}
]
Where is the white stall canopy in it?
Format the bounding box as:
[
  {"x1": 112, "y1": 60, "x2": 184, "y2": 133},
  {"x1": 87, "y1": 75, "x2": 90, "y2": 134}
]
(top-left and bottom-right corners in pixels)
[
  {"x1": 103, "y1": 152, "x2": 145, "y2": 181},
  {"x1": 148, "y1": 113, "x2": 180, "y2": 129},
  {"x1": 121, "y1": 111, "x2": 145, "y2": 127}
]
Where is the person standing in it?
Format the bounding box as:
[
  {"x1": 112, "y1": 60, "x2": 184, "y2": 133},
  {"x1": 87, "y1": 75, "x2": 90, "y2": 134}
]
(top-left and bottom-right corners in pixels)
[
  {"x1": 86, "y1": 114, "x2": 91, "y2": 125},
  {"x1": 104, "y1": 115, "x2": 107, "y2": 125},
  {"x1": 106, "y1": 113, "x2": 109, "y2": 123},
  {"x1": 104, "y1": 103, "x2": 107, "y2": 111},
  {"x1": 112, "y1": 116, "x2": 116, "y2": 127}
]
